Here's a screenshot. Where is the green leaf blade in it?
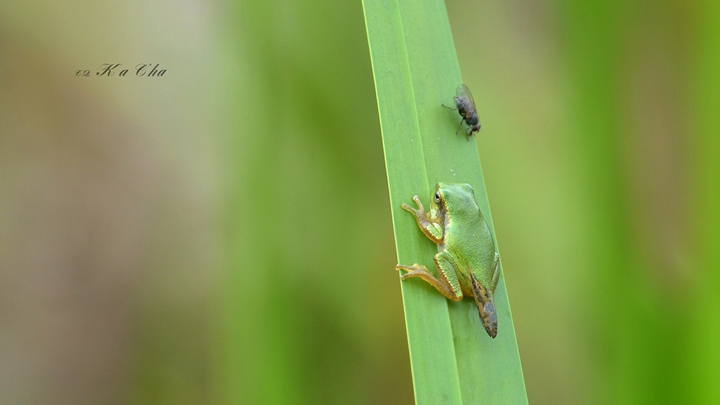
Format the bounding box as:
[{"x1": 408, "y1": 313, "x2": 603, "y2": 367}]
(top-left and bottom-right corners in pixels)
[
  {"x1": 363, "y1": 0, "x2": 528, "y2": 403},
  {"x1": 363, "y1": 1, "x2": 463, "y2": 404}
]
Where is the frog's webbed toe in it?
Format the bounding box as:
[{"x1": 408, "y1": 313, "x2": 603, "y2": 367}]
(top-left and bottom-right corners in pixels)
[
  {"x1": 401, "y1": 196, "x2": 425, "y2": 216},
  {"x1": 395, "y1": 263, "x2": 429, "y2": 280},
  {"x1": 396, "y1": 263, "x2": 462, "y2": 302}
]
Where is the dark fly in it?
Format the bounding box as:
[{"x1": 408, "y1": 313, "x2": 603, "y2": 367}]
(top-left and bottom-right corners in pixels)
[{"x1": 442, "y1": 84, "x2": 481, "y2": 138}]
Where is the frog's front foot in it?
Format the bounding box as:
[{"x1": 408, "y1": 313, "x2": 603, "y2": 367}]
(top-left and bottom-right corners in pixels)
[
  {"x1": 401, "y1": 195, "x2": 444, "y2": 243},
  {"x1": 401, "y1": 195, "x2": 425, "y2": 217}
]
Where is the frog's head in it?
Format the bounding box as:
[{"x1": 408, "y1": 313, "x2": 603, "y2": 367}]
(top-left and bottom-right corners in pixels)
[{"x1": 434, "y1": 183, "x2": 477, "y2": 215}]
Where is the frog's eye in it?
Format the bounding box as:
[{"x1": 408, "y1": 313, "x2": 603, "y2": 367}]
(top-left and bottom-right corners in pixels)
[{"x1": 434, "y1": 192, "x2": 441, "y2": 203}]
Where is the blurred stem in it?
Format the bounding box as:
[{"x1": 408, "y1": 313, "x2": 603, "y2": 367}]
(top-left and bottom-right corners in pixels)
[{"x1": 689, "y1": 0, "x2": 720, "y2": 402}]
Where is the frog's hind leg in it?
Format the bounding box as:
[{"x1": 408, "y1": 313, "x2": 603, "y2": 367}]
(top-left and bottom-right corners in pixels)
[
  {"x1": 490, "y1": 252, "x2": 501, "y2": 291},
  {"x1": 396, "y1": 251, "x2": 464, "y2": 302},
  {"x1": 433, "y1": 251, "x2": 464, "y2": 300}
]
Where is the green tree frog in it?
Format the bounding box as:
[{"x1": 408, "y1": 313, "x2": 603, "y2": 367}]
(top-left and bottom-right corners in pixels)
[{"x1": 396, "y1": 183, "x2": 501, "y2": 338}]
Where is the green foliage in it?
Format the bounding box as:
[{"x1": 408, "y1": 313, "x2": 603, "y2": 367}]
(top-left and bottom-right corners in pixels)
[
  {"x1": 362, "y1": 0, "x2": 527, "y2": 403},
  {"x1": 220, "y1": 1, "x2": 413, "y2": 404}
]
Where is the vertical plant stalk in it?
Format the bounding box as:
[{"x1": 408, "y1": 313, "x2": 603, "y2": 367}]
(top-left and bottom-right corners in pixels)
[{"x1": 362, "y1": 0, "x2": 528, "y2": 404}]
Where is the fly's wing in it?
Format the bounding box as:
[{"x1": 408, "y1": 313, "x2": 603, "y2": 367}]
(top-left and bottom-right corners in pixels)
[{"x1": 456, "y1": 84, "x2": 477, "y2": 111}]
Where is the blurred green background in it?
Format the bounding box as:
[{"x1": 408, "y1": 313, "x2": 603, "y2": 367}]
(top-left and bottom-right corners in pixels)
[{"x1": 1, "y1": 0, "x2": 718, "y2": 404}]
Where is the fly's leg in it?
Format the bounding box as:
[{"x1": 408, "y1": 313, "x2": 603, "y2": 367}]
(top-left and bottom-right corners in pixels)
[
  {"x1": 442, "y1": 103, "x2": 466, "y2": 135},
  {"x1": 456, "y1": 119, "x2": 465, "y2": 135}
]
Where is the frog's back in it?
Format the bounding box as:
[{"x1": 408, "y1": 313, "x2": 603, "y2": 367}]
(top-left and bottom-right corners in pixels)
[
  {"x1": 441, "y1": 184, "x2": 496, "y2": 286},
  {"x1": 446, "y1": 204, "x2": 494, "y2": 261}
]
